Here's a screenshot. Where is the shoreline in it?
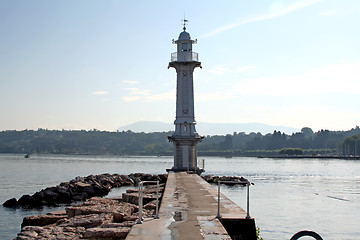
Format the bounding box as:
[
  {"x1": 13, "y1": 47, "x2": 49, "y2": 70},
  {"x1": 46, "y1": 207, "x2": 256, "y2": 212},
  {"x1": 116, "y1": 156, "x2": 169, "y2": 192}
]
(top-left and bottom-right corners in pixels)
[
  {"x1": 256, "y1": 155, "x2": 360, "y2": 160},
  {"x1": 2, "y1": 152, "x2": 358, "y2": 160}
]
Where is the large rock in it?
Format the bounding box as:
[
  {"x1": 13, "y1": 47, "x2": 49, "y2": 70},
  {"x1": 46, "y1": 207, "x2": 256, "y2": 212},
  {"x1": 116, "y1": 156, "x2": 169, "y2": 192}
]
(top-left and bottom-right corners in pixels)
[
  {"x1": 84, "y1": 227, "x2": 131, "y2": 239},
  {"x1": 66, "y1": 197, "x2": 136, "y2": 219},
  {"x1": 17, "y1": 195, "x2": 36, "y2": 207},
  {"x1": 21, "y1": 213, "x2": 67, "y2": 228},
  {"x1": 122, "y1": 192, "x2": 157, "y2": 205},
  {"x1": 17, "y1": 226, "x2": 85, "y2": 240},
  {"x1": 3, "y1": 197, "x2": 17, "y2": 207},
  {"x1": 101, "y1": 221, "x2": 135, "y2": 228},
  {"x1": 202, "y1": 175, "x2": 248, "y2": 185},
  {"x1": 57, "y1": 213, "x2": 113, "y2": 228}
]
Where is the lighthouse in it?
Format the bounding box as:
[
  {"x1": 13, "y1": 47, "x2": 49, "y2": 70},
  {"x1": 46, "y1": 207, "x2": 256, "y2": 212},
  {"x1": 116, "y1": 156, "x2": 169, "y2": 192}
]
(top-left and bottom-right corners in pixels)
[{"x1": 168, "y1": 21, "x2": 204, "y2": 173}]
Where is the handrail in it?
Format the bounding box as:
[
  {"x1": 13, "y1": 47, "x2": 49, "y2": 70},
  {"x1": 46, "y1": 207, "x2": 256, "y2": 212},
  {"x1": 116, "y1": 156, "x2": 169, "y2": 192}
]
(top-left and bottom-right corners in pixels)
[
  {"x1": 136, "y1": 180, "x2": 160, "y2": 224},
  {"x1": 216, "y1": 180, "x2": 252, "y2": 219},
  {"x1": 170, "y1": 52, "x2": 199, "y2": 62}
]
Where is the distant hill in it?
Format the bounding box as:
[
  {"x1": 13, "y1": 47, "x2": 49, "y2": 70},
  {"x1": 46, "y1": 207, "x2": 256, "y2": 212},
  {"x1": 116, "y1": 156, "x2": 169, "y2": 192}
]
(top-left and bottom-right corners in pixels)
[{"x1": 117, "y1": 121, "x2": 299, "y2": 135}]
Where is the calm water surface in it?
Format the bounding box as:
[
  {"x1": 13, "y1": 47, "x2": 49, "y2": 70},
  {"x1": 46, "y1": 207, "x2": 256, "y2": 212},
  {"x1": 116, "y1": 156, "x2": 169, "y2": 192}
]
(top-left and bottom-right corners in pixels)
[{"x1": 1, "y1": 154, "x2": 359, "y2": 239}]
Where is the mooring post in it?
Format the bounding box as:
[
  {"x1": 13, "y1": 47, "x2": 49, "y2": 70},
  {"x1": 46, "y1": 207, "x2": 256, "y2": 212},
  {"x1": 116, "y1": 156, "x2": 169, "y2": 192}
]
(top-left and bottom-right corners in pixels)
[
  {"x1": 217, "y1": 180, "x2": 221, "y2": 218},
  {"x1": 136, "y1": 182, "x2": 143, "y2": 224},
  {"x1": 154, "y1": 180, "x2": 159, "y2": 219},
  {"x1": 246, "y1": 181, "x2": 251, "y2": 219}
]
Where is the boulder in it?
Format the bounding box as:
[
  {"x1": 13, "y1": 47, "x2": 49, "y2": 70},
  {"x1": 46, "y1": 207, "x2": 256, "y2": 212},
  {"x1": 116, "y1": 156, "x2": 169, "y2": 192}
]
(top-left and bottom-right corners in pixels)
[
  {"x1": 101, "y1": 221, "x2": 135, "y2": 228},
  {"x1": 18, "y1": 195, "x2": 36, "y2": 207},
  {"x1": 42, "y1": 188, "x2": 60, "y2": 205},
  {"x1": 17, "y1": 226, "x2": 85, "y2": 240},
  {"x1": 122, "y1": 193, "x2": 139, "y2": 205},
  {"x1": 66, "y1": 197, "x2": 134, "y2": 219},
  {"x1": 84, "y1": 227, "x2": 131, "y2": 239},
  {"x1": 57, "y1": 213, "x2": 113, "y2": 228},
  {"x1": 144, "y1": 200, "x2": 157, "y2": 210},
  {"x1": 3, "y1": 197, "x2": 18, "y2": 207},
  {"x1": 21, "y1": 213, "x2": 67, "y2": 228}
]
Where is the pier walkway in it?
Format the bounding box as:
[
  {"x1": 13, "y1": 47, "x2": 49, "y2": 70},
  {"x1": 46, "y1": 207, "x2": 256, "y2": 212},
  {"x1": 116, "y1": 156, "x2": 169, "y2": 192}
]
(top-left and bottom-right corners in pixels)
[{"x1": 126, "y1": 172, "x2": 256, "y2": 240}]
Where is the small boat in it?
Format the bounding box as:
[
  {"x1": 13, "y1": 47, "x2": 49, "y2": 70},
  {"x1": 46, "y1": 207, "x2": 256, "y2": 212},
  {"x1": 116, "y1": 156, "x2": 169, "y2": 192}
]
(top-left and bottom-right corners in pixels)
[{"x1": 24, "y1": 154, "x2": 30, "y2": 158}]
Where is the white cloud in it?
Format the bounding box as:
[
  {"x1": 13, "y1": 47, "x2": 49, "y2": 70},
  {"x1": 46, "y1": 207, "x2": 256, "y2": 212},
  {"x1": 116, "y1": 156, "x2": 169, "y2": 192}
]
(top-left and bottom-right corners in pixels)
[
  {"x1": 205, "y1": 65, "x2": 231, "y2": 75},
  {"x1": 92, "y1": 91, "x2": 108, "y2": 95},
  {"x1": 318, "y1": 9, "x2": 339, "y2": 16},
  {"x1": 124, "y1": 88, "x2": 150, "y2": 96},
  {"x1": 122, "y1": 88, "x2": 174, "y2": 102},
  {"x1": 195, "y1": 92, "x2": 235, "y2": 102},
  {"x1": 122, "y1": 96, "x2": 142, "y2": 102},
  {"x1": 236, "y1": 65, "x2": 257, "y2": 73},
  {"x1": 233, "y1": 61, "x2": 360, "y2": 96},
  {"x1": 145, "y1": 89, "x2": 175, "y2": 102},
  {"x1": 201, "y1": 0, "x2": 324, "y2": 38},
  {"x1": 122, "y1": 80, "x2": 139, "y2": 85}
]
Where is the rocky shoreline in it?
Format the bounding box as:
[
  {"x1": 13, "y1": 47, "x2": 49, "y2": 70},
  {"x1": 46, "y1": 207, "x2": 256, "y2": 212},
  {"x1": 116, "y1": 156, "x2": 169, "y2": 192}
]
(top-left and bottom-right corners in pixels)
[
  {"x1": 11, "y1": 173, "x2": 166, "y2": 240},
  {"x1": 201, "y1": 175, "x2": 249, "y2": 185},
  {"x1": 3, "y1": 173, "x2": 167, "y2": 208}
]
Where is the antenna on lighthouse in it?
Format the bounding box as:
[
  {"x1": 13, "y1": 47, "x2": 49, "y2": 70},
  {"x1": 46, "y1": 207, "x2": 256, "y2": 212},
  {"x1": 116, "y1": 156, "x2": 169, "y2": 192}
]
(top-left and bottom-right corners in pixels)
[{"x1": 182, "y1": 15, "x2": 188, "y2": 31}]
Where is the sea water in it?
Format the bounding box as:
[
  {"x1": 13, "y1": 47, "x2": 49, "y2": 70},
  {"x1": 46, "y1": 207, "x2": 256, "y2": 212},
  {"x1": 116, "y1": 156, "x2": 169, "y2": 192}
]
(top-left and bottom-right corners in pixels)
[{"x1": 0, "y1": 154, "x2": 359, "y2": 239}]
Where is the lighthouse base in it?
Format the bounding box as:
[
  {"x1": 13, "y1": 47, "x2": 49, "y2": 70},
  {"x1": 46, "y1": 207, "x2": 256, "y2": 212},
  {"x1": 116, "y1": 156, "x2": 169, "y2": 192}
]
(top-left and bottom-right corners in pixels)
[
  {"x1": 166, "y1": 167, "x2": 204, "y2": 175},
  {"x1": 168, "y1": 135, "x2": 204, "y2": 175}
]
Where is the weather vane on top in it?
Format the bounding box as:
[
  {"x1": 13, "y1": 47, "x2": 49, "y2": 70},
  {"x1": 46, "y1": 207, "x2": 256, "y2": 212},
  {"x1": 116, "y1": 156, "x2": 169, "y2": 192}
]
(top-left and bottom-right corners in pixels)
[{"x1": 182, "y1": 16, "x2": 188, "y2": 31}]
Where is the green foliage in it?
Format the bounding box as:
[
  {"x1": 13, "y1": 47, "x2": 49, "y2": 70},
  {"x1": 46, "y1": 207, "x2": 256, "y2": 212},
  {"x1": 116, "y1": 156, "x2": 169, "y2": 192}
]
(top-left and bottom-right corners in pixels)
[
  {"x1": 256, "y1": 227, "x2": 264, "y2": 240},
  {"x1": 339, "y1": 134, "x2": 360, "y2": 155},
  {"x1": 279, "y1": 148, "x2": 304, "y2": 155},
  {"x1": 0, "y1": 126, "x2": 359, "y2": 156},
  {"x1": 0, "y1": 129, "x2": 173, "y2": 155}
]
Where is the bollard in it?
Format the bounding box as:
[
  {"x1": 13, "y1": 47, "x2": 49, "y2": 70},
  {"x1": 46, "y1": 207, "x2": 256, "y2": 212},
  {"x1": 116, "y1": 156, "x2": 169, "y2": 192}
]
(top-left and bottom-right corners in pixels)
[
  {"x1": 154, "y1": 181, "x2": 159, "y2": 219},
  {"x1": 246, "y1": 182, "x2": 250, "y2": 219},
  {"x1": 217, "y1": 180, "x2": 221, "y2": 218},
  {"x1": 136, "y1": 182, "x2": 143, "y2": 224}
]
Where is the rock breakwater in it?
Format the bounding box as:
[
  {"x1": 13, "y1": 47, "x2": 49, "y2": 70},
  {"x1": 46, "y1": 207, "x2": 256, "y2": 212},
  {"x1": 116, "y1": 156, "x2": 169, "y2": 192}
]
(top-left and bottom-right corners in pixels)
[
  {"x1": 3, "y1": 173, "x2": 167, "y2": 208},
  {"x1": 15, "y1": 179, "x2": 165, "y2": 239},
  {"x1": 201, "y1": 175, "x2": 249, "y2": 185}
]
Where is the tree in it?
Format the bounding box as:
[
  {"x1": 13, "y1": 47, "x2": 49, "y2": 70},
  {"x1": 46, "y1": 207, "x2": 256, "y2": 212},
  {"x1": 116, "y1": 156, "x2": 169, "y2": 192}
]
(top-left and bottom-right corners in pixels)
[
  {"x1": 301, "y1": 127, "x2": 314, "y2": 138},
  {"x1": 279, "y1": 148, "x2": 304, "y2": 155},
  {"x1": 219, "y1": 134, "x2": 233, "y2": 150}
]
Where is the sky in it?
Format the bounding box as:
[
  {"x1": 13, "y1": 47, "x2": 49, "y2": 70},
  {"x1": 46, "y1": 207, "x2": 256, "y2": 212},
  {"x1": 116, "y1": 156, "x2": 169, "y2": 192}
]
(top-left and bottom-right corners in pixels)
[{"x1": 1, "y1": 0, "x2": 359, "y2": 133}]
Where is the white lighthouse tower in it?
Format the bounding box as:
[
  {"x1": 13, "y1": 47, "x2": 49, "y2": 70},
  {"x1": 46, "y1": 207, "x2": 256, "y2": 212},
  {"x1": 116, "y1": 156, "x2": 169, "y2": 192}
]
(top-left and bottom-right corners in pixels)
[{"x1": 168, "y1": 21, "x2": 204, "y2": 173}]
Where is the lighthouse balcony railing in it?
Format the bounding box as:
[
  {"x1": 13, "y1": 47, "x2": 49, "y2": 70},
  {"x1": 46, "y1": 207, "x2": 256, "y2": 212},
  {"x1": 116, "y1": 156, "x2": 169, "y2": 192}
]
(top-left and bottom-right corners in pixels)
[{"x1": 171, "y1": 52, "x2": 198, "y2": 62}]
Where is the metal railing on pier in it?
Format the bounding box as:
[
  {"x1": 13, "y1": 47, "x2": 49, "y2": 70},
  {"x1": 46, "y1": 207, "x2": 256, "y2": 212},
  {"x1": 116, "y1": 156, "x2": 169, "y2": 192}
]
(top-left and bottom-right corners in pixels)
[
  {"x1": 216, "y1": 180, "x2": 253, "y2": 219},
  {"x1": 136, "y1": 180, "x2": 160, "y2": 224}
]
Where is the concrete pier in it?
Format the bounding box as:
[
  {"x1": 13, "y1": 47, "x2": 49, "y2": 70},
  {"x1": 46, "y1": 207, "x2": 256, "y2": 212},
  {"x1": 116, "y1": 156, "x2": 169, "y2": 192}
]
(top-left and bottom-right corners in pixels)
[{"x1": 126, "y1": 172, "x2": 256, "y2": 240}]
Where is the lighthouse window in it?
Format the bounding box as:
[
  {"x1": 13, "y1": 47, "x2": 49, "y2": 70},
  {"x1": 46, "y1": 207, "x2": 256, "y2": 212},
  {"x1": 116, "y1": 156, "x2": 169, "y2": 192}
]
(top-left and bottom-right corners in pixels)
[{"x1": 182, "y1": 43, "x2": 188, "y2": 51}]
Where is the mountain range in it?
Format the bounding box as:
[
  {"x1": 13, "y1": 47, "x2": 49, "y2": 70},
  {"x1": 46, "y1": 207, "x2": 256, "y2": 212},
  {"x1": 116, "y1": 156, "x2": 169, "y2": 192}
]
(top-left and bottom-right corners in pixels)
[{"x1": 117, "y1": 121, "x2": 299, "y2": 136}]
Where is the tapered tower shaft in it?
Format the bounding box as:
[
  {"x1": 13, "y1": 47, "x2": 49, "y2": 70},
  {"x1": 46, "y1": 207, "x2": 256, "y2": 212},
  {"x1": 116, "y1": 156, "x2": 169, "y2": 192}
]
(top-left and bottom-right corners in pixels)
[{"x1": 168, "y1": 24, "x2": 203, "y2": 172}]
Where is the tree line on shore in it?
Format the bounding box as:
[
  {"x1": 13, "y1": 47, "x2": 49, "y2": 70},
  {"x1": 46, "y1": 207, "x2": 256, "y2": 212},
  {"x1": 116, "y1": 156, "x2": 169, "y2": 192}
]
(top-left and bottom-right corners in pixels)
[{"x1": 0, "y1": 126, "x2": 359, "y2": 157}]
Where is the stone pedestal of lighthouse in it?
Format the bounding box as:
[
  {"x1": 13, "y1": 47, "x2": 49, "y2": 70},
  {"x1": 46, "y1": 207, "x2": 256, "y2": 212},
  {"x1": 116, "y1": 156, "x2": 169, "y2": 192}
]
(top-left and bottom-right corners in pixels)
[{"x1": 167, "y1": 25, "x2": 204, "y2": 173}]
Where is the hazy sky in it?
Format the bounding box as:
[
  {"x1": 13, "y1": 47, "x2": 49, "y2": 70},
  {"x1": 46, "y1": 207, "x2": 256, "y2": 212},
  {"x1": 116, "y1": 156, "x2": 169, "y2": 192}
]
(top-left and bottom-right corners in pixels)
[{"x1": 1, "y1": 0, "x2": 359, "y2": 132}]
